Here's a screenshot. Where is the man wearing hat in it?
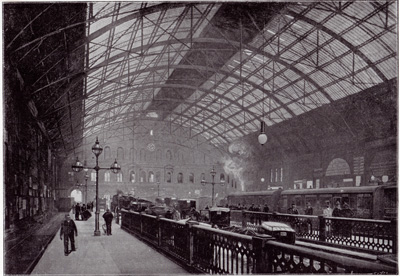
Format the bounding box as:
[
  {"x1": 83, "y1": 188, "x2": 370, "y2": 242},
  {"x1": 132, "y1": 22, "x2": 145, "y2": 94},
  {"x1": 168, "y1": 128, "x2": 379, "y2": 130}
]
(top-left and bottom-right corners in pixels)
[{"x1": 60, "y1": 214, "x2": 78, "y2": 256}]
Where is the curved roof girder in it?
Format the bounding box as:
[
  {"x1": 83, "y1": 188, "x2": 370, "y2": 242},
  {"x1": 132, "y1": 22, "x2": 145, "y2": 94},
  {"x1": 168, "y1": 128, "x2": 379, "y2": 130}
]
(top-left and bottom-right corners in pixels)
[
  {"x1": 286, "y1": 7, "x2": 388, "y2": 82},
  {"x1": 84, "y1": 107, "x2": 232, "y2": 144},
  {"x1": 84, "y1": 81, "x2": 260, "y2": 137},
  {"x1": 87, "y1": 3, "x2": 191, "y2": 43},
  {"x1": 85, "y1": 65, "x2": 290, "y2": 117},
  {"x1": 86, "y1": 37, "x2": 333, "y2": 106}
]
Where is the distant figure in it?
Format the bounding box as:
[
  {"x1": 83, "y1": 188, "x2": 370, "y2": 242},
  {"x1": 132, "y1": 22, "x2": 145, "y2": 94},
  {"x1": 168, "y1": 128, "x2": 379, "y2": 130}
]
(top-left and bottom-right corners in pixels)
[
  {"x1": 189, "y1": 207, "x2": 200, "y2": 221},
  {"x1": 341, "y1": 202, "x2": 354, "y2": 237},
  {"x1": 165, "y1": 209, "x2": 173, "y2": 219},
  {"x1": 75, "y1": 203, "x2": 81, "y2": 220},
  {"x1": 172, "y1": 206, "x2": 181, "y2": 221},
  {"x1": 263, "y1": 203, "x2": 270, "y2": 213},
  {"x1": 332, "y1": 201, "x2": 342, "y2": 236},
  {"x1": 60, "y1": 214, "x2": 78, "y2": 256},
  {"x1": 341, "y1": 202, "x2": 353, "y2": 217},
  {"x1": 332, "y1": 201, "x2": 341, "y2": 217},
  {"x1": 323, "y1": 201, "x2": 332, "y2": 217},
  {"x1": 323, "y1": 201, "x2": 333, "y2": 234},
  {"x1": 305, "y1": 202, "x2": 313, "y2": 215},
  {"x1": 287, "y1": 203, "x2": 299, "y2": 214},
  {"x1": 304, "y1": 202, "x2": 313, "y2": 234},
  {"x1": 102, "y1": 209, "x2": 114, "y2": 235},
  {"x1": 249, "y1": 203, "x2": 256, "y2": 224},
  {"x1": 287, "y1": 203, "x2": 299, "y2": 229}
]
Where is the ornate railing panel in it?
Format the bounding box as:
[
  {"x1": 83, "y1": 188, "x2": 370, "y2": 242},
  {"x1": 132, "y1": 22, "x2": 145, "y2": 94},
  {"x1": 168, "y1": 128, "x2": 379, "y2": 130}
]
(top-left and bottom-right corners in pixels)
[
  {"x1": 120, "y1": 210, "x2": 397, "y2": 274},
  {"x1": 237, "y1": 211, "x2": 397, "y2": 253},
  {"x1": 325, "y1": 217, "x2": 395, "y2": 252},
  {"x1": 265, "y1": 240, "x2": 397, "y2": 274},
  {"x1": 159, "y1": 218, "x2": 189, "y2": 263},
  {"x1": 141, "y1": 214, "x2": 159, "y2": 246},
  {"x1": 192, "y1": 225, "x2": 256, "y2": 274}
]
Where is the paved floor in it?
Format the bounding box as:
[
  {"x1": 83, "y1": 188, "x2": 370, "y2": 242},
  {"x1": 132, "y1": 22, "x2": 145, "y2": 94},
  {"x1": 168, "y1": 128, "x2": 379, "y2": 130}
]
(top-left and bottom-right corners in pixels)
[{"x1": 31, "y1": 211, "x2": 189, "y2": 275}]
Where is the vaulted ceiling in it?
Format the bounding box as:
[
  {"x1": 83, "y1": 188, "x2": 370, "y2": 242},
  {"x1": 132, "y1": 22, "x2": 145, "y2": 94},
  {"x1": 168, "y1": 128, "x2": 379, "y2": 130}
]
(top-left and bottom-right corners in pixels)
[{"x1": 4, "y1": 2, "x2": 397, "y2": 157}]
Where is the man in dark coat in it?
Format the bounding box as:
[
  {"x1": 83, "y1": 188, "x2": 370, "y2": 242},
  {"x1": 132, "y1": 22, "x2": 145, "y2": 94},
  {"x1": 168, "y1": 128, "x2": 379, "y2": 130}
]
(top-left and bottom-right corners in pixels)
[
  {"x1": 102, "y1": 209, "x2": 114, "y2": 235},
  {"x1": 75, "y1": 203, "x2": 81, "y2": 220},
  {"x1": 60, "y1": 214, "x2": 78, "y2": 256},
  {"x1": 263, "y1": 203, "x2": 269, "y2": 213}
]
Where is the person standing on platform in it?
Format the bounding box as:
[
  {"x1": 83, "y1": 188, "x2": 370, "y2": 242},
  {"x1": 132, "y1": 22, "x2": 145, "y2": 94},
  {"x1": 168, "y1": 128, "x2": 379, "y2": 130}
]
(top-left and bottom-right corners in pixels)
[
  {"x1": 102, "y1": 209, "x2": 114, "y2": 235},
  {"x1": 60, "y1": 214, "x2": 78, "y2": 256},
  {"x1": 304, "y1": 202, "x2": 314, "y2": 234},
  {"x1": 323, "y1": 201, "x2": 332, "y2": 217},
  {"x1": 263, "y1": 203, "x2": 270, "y2": 213},
  {"x1": 332, "y1": 201, "x2": 342, "y2": 236},
  {"x1": 287, "y1": 203, "x2": 299, "y2": 214},
  {"x1": 323, "y1": 201, "x2": 333, "y2": 235},
  {"x1": 75, "y1": 203, "x2": 81, "y2": 221},
  {"x1": 341, "y1": 202, "x2": 354, "y2": 237},
  {"x1": 287, "y1": 203, "x2": 299, "y2": 230}
]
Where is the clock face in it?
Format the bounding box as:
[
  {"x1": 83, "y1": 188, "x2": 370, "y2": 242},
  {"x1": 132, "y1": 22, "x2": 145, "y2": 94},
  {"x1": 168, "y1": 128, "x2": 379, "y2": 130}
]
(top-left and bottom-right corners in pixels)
[{"x1": 147, "y1": 143, "x2": 155, "y2": 152}]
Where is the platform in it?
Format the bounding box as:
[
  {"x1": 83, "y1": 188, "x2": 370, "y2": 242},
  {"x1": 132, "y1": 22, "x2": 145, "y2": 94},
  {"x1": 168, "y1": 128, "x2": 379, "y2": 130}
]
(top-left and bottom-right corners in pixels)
[{"x1": 31, "y1": 211, "x2": 189, "y2": 275}]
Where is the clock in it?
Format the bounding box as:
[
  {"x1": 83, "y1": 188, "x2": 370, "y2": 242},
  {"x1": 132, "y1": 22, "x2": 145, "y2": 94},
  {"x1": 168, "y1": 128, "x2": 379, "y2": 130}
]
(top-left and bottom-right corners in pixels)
[{"x1": 147, "y1": 143, "x2": 155, "y2": 152}]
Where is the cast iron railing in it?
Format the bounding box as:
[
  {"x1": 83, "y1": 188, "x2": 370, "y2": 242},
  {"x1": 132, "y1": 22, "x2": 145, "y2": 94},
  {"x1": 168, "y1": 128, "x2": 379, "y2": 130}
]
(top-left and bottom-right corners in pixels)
[
  {"x1": 120, "y1": 209, "x2": 396, "y2": 274},
  {"x1": 231, "y1": 210, "x2": 397, "y2": 253}
]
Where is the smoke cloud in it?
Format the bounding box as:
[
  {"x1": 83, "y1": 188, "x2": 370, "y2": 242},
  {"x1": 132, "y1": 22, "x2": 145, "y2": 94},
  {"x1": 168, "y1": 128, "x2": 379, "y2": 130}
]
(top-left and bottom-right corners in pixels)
[{"x1": 221, "y1": 140, "x2": 254, "y2": 191}]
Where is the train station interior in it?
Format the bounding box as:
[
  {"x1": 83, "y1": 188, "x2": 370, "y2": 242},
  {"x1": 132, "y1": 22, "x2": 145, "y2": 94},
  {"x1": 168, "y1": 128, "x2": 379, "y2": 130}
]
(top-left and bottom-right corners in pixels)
[{"x1": 3, "y1": 2, "x2": 398, "y2": 275}]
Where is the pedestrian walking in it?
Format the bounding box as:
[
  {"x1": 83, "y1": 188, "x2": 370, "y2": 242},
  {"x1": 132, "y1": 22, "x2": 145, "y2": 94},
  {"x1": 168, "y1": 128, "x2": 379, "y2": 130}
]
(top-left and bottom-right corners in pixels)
[
  {"x1": 102, "y1": 209, "x2": 114, "y2": 235},
  {"x1": 60, "y1": 214, "x2": 78, "y2": 256}
]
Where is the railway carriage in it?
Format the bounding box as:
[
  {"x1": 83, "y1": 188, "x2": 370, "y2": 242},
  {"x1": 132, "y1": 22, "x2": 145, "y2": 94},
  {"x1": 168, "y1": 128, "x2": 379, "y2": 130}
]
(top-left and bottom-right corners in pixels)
[
  {"x1": 227, "y1": 184, "x2": 396, "y2": 220},
  {"x1": 227, "y1": 189, "x2": 283, "y2": 211}
]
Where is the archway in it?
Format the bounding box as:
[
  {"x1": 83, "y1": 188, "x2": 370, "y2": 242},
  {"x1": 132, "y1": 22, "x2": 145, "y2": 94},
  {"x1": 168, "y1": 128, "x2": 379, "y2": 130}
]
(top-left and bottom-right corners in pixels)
[{"x1": 71, "y1": 189, "x2": 83, "y2": 203}]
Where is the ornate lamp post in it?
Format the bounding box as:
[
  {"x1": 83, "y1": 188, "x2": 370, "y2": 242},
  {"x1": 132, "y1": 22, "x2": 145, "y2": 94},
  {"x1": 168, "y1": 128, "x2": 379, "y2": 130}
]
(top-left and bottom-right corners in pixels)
[
  {"x1": 201, "y1": 166, "x2": 225, "y2": 207},
  {"x1": 72, "y1": 137, "x2": 121, "y2": 236},
  {"x1": 84, "y1": 173, "x2": 89, "y2": 204}
]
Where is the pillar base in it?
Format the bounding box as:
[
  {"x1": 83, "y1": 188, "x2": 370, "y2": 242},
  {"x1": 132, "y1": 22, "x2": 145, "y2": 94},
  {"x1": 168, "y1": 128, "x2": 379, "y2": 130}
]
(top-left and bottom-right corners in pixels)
[{"x1": 94, "y1": 230, "x2": 101, "y2": 236}]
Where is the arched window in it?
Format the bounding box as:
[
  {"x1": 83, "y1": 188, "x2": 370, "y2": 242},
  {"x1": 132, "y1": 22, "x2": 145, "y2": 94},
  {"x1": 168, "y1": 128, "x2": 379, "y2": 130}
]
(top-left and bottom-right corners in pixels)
[
  {"x1": 117, "y1": 147, "x2": 124, "y2": 160},
  {"x1": 130, "y1": 171, "x2": 135, "y2": 183},
  {"x1": 220, "y1": 173, "x2": 225, "y2": 182},
  {"x1": 140, "y1": 171, "x2": 146, "y2": 183},
  {"x1": 189, "y1": 173, "x2": 194, "y2": 184},
  {"x1": 326, "y1": 158, "x2": 351, "y2": 176},
  {"x1": 156, "y1": 171, "x2": 161, "y2": 182},
  {"x1": 148, "y1": 171, "x2": 155, "y2": 182},
  {"x1": 166, "y1": 150, "x2": 172, "y2": 161},
  {"x1": 104, "y1": 146, "x2": 111, "y2": 160},
  {"x1": 166, "y1": 172, "x2": 172, "y2": 183},
  {"x1": 117, "y1": 172, "x2": 123, "y2": 182},
  {"x1": 201, "y1": 173, "x2": 205, "y2": 182},
  {"x1": 177, "y1": 173, "x2": 183, "y2": 183},
  {"x1": 227, "y1": 175, "x2": 230, "y2": 184},
  {"x1": 91, "y1": 171, "x2": 96, "y2": 181},
  {"x1": 104, "y1": 172, "x2": 110, "y2": 182}
]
